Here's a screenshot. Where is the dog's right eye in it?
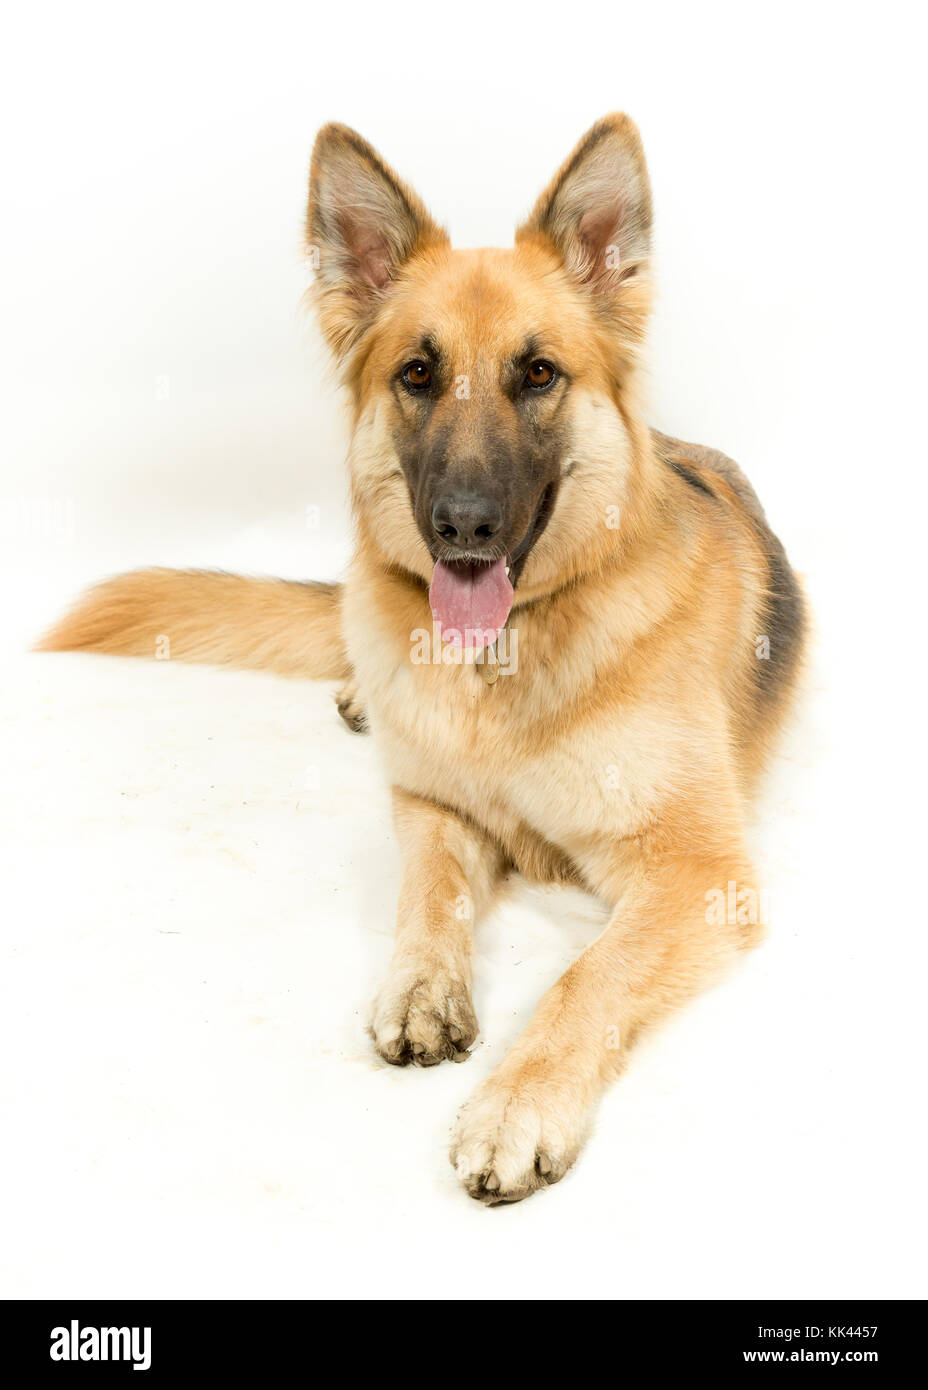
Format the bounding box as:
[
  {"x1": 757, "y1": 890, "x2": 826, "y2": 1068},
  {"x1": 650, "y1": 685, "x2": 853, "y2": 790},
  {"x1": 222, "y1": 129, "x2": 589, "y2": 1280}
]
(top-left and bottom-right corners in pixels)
[{"x1": 401, "y1": 361, "x2": 431, "y2": 391}]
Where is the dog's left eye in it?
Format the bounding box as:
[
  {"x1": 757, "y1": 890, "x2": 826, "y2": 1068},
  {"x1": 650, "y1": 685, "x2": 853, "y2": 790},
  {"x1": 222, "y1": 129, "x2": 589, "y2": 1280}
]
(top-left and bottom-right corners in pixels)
[
  {"x1": 523, "y1": 359, "x2": 557, "y2": 391},
  {"x1": 401, "y1": 361, "x2": 432, "y2": 391}
]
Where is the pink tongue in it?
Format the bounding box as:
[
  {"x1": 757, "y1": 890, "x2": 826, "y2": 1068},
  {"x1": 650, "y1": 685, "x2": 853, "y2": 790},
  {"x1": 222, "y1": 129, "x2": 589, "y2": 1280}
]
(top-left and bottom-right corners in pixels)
[{"x1": 429, "y1": 558, "x2": 514, "y2": 651}]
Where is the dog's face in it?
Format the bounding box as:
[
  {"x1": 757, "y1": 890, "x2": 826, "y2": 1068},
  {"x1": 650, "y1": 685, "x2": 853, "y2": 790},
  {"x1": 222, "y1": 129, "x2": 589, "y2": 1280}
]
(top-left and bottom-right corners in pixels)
[{"x1": 307, "y1": 116, "x2": 653, "y2": 645}]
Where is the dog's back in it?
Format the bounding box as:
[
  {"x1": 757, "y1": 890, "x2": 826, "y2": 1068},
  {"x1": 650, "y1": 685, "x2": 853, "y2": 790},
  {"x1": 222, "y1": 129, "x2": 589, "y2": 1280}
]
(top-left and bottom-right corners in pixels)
[{"x1": 652, "y1": 428, "x2": 806, "y2": 753}]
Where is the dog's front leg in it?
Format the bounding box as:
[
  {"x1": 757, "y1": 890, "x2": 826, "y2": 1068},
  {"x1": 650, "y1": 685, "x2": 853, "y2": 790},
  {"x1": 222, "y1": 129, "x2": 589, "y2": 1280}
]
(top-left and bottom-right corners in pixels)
[
  {"x1": 451, "y1": 834, "x2": 762, "y2": 1202},
  {"x1": 370, "y1": 789, "x2": 504, "y2": 1067}
]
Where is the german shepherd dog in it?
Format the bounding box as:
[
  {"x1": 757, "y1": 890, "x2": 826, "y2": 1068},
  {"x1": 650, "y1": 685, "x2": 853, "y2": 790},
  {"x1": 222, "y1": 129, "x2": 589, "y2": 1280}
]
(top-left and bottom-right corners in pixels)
[{"x1": 40, "y1": 114, "x2": 805, "y2": 1203}]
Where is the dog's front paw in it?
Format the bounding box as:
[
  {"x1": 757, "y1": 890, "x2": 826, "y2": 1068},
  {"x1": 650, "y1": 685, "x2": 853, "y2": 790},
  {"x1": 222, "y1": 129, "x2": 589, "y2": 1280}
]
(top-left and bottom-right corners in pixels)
[
  {"x1": 450, "y1": 1071, "x2": 586, "y2": 1203},
  {"x1": 370, "y1": 966, "x2": 477, "y2": 1067}
]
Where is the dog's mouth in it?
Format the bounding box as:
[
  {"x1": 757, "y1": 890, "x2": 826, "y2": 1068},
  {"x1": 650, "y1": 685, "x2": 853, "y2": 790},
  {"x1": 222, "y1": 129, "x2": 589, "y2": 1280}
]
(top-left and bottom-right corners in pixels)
[
  {"x1": 429, "y1": 557, "x2": 514, "y2": 651},
  {"x1": 427, "y1": 484, "x2": 556, "y2": 651}
]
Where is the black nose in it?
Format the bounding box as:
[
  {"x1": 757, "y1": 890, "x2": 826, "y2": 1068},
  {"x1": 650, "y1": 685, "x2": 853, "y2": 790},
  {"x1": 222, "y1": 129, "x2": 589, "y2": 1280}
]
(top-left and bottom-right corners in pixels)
[{"x1": 430, "y1": 493, "x2": 503, "y2": 550}]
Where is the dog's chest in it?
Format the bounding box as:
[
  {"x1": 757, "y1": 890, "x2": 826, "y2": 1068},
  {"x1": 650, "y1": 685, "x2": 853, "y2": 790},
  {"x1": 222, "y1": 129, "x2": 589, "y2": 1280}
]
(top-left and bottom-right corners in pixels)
[{"x1": 350, "y1": 624, "x2": 673, "y2": 852}]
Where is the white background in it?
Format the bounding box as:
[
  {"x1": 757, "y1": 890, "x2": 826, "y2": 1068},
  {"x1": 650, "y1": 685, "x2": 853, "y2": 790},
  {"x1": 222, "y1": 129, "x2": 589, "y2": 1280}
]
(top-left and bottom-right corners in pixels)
[{"x1": 1, "y1": 1, "x2": 926, "y2": 1298}]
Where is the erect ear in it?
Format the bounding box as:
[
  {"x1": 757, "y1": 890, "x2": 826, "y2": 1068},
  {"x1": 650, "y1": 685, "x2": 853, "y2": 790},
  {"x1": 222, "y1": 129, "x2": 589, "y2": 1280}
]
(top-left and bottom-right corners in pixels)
[
  {"x1": 306, "y1": 123, "x2": 448, "y2": 359},
  {"x1": 516, "y1": 114, "x2": 652, "y2": 319}
]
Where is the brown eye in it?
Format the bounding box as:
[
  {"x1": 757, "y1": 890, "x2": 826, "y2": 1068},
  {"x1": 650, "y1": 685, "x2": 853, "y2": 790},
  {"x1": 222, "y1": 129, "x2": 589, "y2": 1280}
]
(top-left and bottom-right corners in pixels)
[
  {"x1": 402, "y1": 360, "x2": 431, "y2": 391},
  {"x1": 524, "y1": 359, "x2": 556, "y2": 390}
]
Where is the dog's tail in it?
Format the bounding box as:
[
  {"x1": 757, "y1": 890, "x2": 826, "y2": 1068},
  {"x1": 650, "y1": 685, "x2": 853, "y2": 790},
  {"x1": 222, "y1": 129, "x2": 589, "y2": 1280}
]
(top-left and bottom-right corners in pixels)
[{"x1": 35, "y1": 569, "x2": 350, "y2": 681}]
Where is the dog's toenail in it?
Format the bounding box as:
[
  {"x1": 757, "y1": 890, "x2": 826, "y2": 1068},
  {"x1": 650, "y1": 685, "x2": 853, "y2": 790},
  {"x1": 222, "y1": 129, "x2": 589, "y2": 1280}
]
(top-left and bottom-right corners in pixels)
[
  {"x1": 536, "y1": 1153, "x2": 552, "y2": 1176},
  {"x1": 484, "y1": 1171, "x2": 500, "y2": 1192},
  {"x1": 411, "y1": 1042, "x2": 425, "y2": 1054}
]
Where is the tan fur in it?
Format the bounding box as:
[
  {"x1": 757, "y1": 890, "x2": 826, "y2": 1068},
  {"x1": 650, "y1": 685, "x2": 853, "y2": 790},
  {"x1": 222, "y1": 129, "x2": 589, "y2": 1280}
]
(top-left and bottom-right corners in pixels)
[
  {"x1": 38, "y1": 569, "x2": 348, "y2": 682},
  {"x1": 39, "y1": 115, "x2": 806, "y2": 1203}
]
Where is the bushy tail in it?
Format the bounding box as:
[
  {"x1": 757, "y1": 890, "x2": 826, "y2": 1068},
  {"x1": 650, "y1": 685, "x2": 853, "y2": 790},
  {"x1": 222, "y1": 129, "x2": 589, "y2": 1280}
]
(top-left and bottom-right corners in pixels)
[{"x1": 36, "y1": 569, "x2": 350, "y2": 681}]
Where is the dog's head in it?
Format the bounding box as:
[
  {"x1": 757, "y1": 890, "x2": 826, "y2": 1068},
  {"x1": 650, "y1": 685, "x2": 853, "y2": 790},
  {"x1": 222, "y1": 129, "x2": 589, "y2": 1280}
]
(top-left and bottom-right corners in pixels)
[{"x1": 306, "y1": 115, "x2": 654, "y2": 648}]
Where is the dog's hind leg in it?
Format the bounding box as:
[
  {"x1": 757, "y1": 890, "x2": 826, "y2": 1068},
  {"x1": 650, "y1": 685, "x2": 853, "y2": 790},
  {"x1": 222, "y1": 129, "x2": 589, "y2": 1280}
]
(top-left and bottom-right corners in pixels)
[
  {"x1": 450, "y1": 822, "x2": 762, "y2": 1202},
  {"x1": 370, "y1": 789, "x2": 505, "y2": 1068},
  {"x1": 335, "y1": 674, "x2": 368, "y2": 733}
]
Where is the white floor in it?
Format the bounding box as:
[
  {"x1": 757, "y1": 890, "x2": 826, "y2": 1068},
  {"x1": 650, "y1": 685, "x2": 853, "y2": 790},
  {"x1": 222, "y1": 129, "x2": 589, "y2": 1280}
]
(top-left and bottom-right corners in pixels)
[{"x1": 2, "y1": 612, "x2": 923, "y2": 1299}]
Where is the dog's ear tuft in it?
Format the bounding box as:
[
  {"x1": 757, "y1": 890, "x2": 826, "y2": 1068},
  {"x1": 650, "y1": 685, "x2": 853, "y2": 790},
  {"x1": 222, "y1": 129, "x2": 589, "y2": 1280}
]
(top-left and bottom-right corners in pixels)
[
  {"x1": 517, "y1": 114, "x2": 652, "y2": 315},
  {"x1": 306, "y1": 124, "x2": 448, "y2": 359}
]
